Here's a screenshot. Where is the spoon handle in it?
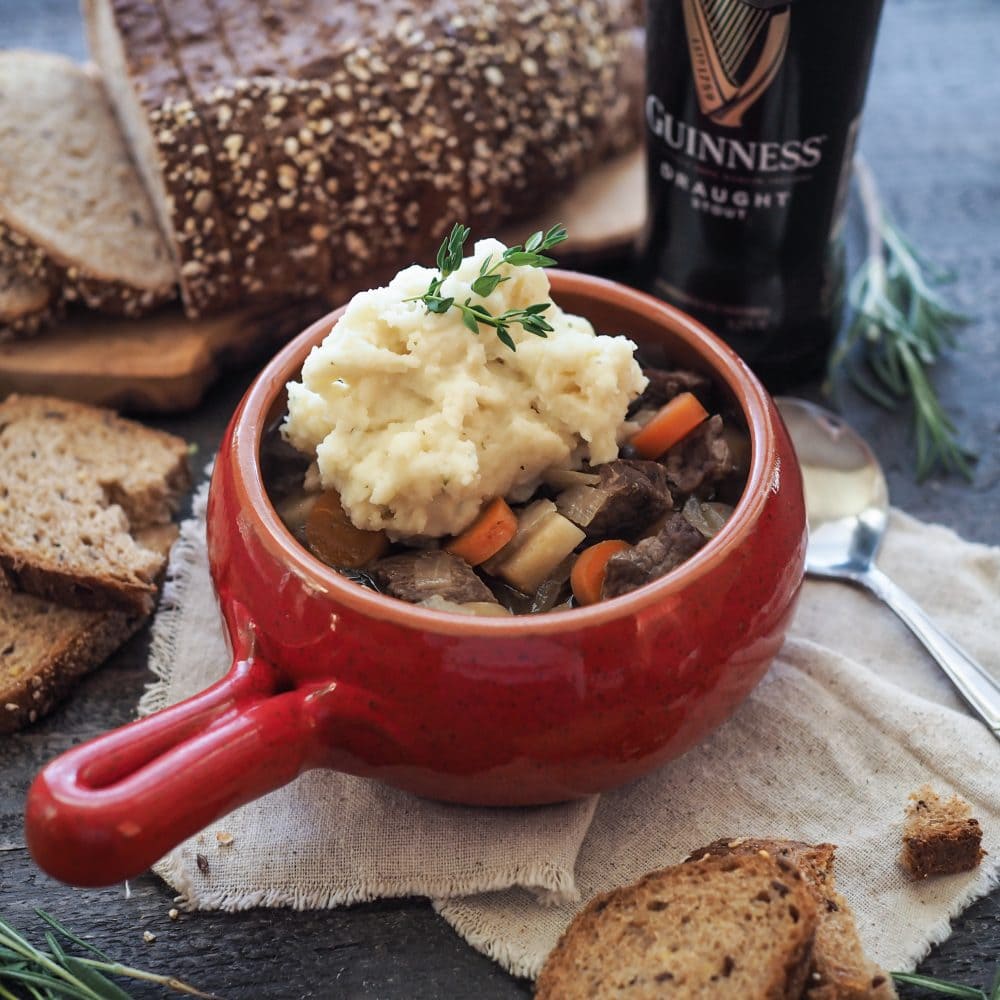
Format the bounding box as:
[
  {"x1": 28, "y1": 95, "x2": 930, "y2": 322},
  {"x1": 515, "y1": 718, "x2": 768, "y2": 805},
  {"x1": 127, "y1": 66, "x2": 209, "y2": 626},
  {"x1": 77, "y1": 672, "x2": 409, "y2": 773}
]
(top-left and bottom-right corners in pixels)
[{"x1": 861, "y1": 565, "x2": 1000, "y2": 740}]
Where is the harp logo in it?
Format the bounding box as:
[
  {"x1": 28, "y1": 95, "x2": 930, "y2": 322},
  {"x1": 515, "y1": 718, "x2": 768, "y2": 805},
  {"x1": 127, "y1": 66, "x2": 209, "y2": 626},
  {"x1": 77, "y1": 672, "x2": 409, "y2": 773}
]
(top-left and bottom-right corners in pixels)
[{"x1": 683, "y1": 0, "x2": 791, "y2": 127}]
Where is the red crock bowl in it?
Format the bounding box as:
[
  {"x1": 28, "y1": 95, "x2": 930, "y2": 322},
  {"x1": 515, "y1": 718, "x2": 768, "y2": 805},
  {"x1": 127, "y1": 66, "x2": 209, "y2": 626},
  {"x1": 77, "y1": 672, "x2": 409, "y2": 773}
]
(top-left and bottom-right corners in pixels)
[{"x1": 25, "y1": 271, "x2": 806, "y2": 887}]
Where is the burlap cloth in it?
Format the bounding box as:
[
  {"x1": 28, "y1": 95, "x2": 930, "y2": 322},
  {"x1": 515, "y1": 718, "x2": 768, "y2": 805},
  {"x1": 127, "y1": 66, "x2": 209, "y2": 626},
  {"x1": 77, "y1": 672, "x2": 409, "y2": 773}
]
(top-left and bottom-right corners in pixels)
[{"x1": 142, "y1": 481, "x2": 1000, "y2": 980}]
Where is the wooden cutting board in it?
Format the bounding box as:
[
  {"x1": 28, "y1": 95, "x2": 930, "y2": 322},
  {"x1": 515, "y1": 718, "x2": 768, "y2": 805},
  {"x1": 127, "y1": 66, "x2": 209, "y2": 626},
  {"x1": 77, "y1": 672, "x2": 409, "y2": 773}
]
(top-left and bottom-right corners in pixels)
[
  {"x1": 0, "y1": 300, "x2": 322, "y2": 413},
  {"x1": 0, "y1": 150, "x2": 645, "y2": 413}
]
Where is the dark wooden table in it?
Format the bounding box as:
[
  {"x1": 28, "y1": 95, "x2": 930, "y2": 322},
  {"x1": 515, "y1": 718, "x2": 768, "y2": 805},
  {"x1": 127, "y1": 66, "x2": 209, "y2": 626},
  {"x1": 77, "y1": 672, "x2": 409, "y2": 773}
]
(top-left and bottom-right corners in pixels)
[{"x1": 2, "y1": 1, "x2": 998, "y2": 997}]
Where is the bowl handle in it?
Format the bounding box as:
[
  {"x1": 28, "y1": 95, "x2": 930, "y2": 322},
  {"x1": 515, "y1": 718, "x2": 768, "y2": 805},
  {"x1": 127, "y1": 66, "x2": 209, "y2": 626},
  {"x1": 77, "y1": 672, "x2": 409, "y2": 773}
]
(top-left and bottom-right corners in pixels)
[{"x1": 24, "y1": 656, "x2": 315, "y2": 887}]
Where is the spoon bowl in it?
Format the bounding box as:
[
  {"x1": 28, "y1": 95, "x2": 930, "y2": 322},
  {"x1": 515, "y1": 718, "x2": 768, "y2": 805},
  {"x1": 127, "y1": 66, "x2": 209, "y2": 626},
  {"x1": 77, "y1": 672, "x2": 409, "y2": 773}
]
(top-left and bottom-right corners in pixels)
[{"x1": 777, "y1": 397, "x2": 1000, "y2": 741}]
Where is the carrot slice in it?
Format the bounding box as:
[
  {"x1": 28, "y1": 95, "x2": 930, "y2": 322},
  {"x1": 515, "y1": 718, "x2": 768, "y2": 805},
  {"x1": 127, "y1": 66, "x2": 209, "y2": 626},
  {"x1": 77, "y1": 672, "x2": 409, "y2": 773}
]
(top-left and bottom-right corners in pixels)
[
  {"x1": 629, "y1": 391, "x2": 709, "y2": 459},
  {"x1": 445, "y1": 497, "x2": 518, "y2": 566},
  {"x1": 570, "y1": 539, "x2": 630, "y2": 606}
]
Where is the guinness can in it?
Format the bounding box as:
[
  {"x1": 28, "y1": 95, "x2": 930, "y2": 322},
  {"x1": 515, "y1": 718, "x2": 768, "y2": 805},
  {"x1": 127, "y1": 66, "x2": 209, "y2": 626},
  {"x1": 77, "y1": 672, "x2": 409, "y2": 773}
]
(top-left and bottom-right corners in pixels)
[{"x1": 641, "y1": 0, "x2": 884, "y2": 388}]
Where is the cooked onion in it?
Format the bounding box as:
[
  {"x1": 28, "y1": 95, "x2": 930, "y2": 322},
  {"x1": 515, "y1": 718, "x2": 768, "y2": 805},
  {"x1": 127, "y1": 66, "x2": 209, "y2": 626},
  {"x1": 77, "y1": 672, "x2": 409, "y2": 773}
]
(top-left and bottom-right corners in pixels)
[
  {"x1": 543, "y1": 467, "x2": 601, "y2": 490},
  {"x1": 530, "y1": 555, "x2": 575, "y2": 613},
  {"x1": 630, "y1": 406, "x2": 660, "y2": 429},
  {"x1": 681, "y1": 496, "x2": 732, "y2": 539},
  {"x1": 275, "y1": 492, "x2": 319, "y2": 539},
  {"x1": 556, "y1": 485, "x2": 611, "y2": 528},
  {"x1": 419, "y1": 596, "x2": 511, "y2": 616}
]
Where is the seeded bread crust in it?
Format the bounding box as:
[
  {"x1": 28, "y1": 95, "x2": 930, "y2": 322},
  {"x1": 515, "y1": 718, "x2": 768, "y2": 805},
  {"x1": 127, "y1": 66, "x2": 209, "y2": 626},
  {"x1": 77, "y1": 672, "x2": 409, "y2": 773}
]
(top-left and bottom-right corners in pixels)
[
  {"x1": 85, "y1": 0, "x2": 642, "y2": 316},
  {"x1": 208, "y1": 1, "x2": 334, "y2": 298},
  {"x1": 152, "y1": 0, "x2": 271, "y2": 300},
  {"x1": 0, "y1": 394, "x2": 191, "y2": 614},
  {"x1": 534, "y1": 854, "x2": 818, "y2": 999},
  {"x1": 84, "y1": 0, "x2": 238, "y2": 316},
  {"x1": 0, "y1": 221, "x2": 173, "y2": 320},
  {"x1": 901, "y1": 785, "x2": 986, "y2": 879},
  {"x1": 0, "y1": 262, "x2": 59, "y2": 341},
  {"x1": 688, "y1": 839, "x2": 897, "y2": 1000},
  {"x1": 0, "y1": 52, "x2": 176, "y2": 318}
]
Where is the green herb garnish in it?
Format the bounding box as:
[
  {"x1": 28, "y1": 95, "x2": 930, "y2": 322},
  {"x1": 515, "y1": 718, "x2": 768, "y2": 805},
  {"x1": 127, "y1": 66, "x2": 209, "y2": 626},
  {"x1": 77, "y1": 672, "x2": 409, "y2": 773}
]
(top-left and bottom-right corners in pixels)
[
  {"x1": 891, "y1": 969, "x2": 997, "y2": 999},
  {"x1": 411, "y1": 222, "x2": 567, "y2": 350},
  {"x1": 828, "y1": 156, "x2": 975, "y2": 481},
  {"x1": 0, "y1": 908, "x2": 218, "y2": 999}
]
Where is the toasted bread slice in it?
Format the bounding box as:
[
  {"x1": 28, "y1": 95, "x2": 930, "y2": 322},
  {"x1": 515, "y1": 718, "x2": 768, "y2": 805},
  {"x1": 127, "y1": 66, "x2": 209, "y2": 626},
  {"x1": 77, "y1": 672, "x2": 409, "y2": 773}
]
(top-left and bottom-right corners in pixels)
[
  {"x1": 901, "y1": 786, "x2": 986, "y2": 879},
  {"x1": 0, "y1": 394, "x2": 190, "y2": 614},
  {"x1": 535, "y1": 853, "x2": 818, "y2": 999},
  {"x1": 689, "y1": 839, "x2": 896, "y2": 1000},
  {"x1": 0, "y1": 523, "x2": 177, "y2": 732}
]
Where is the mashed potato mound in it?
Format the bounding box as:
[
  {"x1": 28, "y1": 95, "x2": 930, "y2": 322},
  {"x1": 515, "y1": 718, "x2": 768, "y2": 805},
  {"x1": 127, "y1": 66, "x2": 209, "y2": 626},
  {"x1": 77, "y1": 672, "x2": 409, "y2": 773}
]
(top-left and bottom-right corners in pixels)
[{"x1": 283, "y1": 239, "x2": 646, "y2": 537}]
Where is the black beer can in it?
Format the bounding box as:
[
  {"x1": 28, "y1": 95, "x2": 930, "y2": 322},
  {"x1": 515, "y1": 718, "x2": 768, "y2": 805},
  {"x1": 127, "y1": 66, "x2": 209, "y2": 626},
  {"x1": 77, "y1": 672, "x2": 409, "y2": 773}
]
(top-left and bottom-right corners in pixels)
[{"x1": 641, "y1": 0, "x2": 885, "y2": 389}]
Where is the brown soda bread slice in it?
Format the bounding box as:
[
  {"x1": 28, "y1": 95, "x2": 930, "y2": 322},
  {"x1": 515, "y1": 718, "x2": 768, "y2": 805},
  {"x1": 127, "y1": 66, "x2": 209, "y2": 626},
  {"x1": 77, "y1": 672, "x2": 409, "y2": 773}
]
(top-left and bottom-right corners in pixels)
[
  {"x1": 688, "y1": 838, "x2": 896, "y2": 1000},
  {"x1": 534, "y1": 852, "x2": 818, "y2": 999},
  {"x1": 0, "y1": 523, "x2": 177, "y2": 733},
  {"x1": 0, "y1": 395, "x2": 190, "y2": 614},
  {"x1": 0, "y1": 51, "x2": 177, "y2": 318}
]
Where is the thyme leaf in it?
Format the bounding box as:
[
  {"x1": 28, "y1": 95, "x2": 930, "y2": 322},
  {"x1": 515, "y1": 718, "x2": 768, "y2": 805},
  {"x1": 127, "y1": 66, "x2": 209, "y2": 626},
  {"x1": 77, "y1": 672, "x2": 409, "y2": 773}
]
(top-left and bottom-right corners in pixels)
[{"x1": 410, "y1": 223, "x2": 567, "y2": 350}]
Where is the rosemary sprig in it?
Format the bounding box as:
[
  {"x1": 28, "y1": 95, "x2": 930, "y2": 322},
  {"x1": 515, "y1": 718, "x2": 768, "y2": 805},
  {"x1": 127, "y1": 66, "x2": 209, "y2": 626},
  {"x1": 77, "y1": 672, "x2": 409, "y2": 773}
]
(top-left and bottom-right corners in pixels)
[
  {"x1": 410, "y1": 222, "x2": 567, "y2": 350},
  {"x1": 891, "y1": 968, "x2": 998, "y2": 999},
  {"x1": 828, "y1": 156, "x2": 975, "y2": 481},
  {"x1": 0, "y1": 909, "x2": 218, "y2": 1000}
]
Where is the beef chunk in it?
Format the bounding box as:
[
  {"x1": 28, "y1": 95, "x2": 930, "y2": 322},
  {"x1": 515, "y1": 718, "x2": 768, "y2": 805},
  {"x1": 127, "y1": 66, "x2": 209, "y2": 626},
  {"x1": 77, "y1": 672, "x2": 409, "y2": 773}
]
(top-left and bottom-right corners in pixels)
[
  {"x1": 583, "y1": 460, "x2": 674, "y2": 538},
  {"x1": 601, "y1": 513, "x2": 707, "y2": 600},
  {"x1": 664, "y1": 414, "x2": 732, "y2": 497},
  {"x1": 370, "y1": 551, "x2": 497, "y2": 606},
  {"x1": 631, "y1": 367, "x2": 711, "y2": 413}
]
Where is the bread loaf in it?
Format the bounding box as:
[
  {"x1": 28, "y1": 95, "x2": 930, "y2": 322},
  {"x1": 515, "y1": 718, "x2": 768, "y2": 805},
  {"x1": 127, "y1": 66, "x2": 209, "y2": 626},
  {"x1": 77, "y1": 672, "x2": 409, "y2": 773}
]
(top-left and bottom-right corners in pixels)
[
  {"x1": 535, "y1": 854, "x2": 819, "y2": 999},
  {"x1": 0, "y1": 395, "x2": 190, "y2": 614},
  {"x1": 0, "y1": 51, "x2": 177, "y2": 319},
  {"x1": 85, "y1": 0, "x2": 642, "y2": 317}
]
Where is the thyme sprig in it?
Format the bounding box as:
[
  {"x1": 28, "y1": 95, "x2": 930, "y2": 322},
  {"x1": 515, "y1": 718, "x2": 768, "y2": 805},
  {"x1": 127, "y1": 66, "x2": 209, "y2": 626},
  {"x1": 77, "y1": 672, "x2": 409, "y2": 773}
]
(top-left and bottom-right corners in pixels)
[
  {"x1": 0, "y1": 909, "x2": 218, "y2": 999},
  {"x1": 411, "y1": 222, "x2": 567, "y2": 350},
  {"x1": 828, "y1": 156, "x2": 975, "y2": 481}
]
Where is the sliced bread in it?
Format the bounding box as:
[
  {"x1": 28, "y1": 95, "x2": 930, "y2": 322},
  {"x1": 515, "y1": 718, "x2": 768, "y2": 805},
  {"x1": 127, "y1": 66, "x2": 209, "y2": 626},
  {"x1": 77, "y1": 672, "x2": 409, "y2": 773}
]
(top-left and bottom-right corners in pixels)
[
  {"x1": 534, "y1": 853, "x2": 818, "y2": 999},
  {"x1": 0, "y1": 394, "x2": 190, "y2": 614},
  {"x1": 901, "y1": 785, "x2": 986, "y2": 878},
  {"x1": 0, "y1": 588, "x2": 139, "y2": 733},
  {"x1": 0, "y1": 522, "x2": 177, "y2": 733},
  {"x1": 688, "y1": 839, "x2": 896, "y2": 1000},
  {"x1": 0, "y1": 51, "x2": 177, "y2": 317},
  {"x1": 0, "y1": 262, "x2": 58, "y2": 340}
]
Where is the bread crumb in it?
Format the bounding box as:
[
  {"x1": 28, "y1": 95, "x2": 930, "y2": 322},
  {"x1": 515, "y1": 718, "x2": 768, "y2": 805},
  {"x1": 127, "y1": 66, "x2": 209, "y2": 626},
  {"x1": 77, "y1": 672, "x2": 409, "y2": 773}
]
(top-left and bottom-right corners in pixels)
[
  {"x1": 216, "y1": 830, "x2": 235, "y2": 847},
  {"x1": 168, "y1": 908, "x2": 180, "y2": 921},
  {"x1": 143, "y1": 930, "x2": 156, "y2": 943}
]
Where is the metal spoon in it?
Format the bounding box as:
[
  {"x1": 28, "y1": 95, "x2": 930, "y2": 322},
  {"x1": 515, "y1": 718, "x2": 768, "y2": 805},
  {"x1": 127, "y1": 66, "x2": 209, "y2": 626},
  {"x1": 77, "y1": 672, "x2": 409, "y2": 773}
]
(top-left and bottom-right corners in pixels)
[{"x1": 776, "y1": 397, "x2": 1000, "y2": 740}]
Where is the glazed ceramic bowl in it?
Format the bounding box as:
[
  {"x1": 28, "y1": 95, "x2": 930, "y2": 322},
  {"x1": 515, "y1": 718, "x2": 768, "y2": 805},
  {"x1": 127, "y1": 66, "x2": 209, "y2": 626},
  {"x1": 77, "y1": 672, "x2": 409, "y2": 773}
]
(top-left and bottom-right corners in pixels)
[{"x1": 25, "y1": 271, "x2": 806, "y2": 887}]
